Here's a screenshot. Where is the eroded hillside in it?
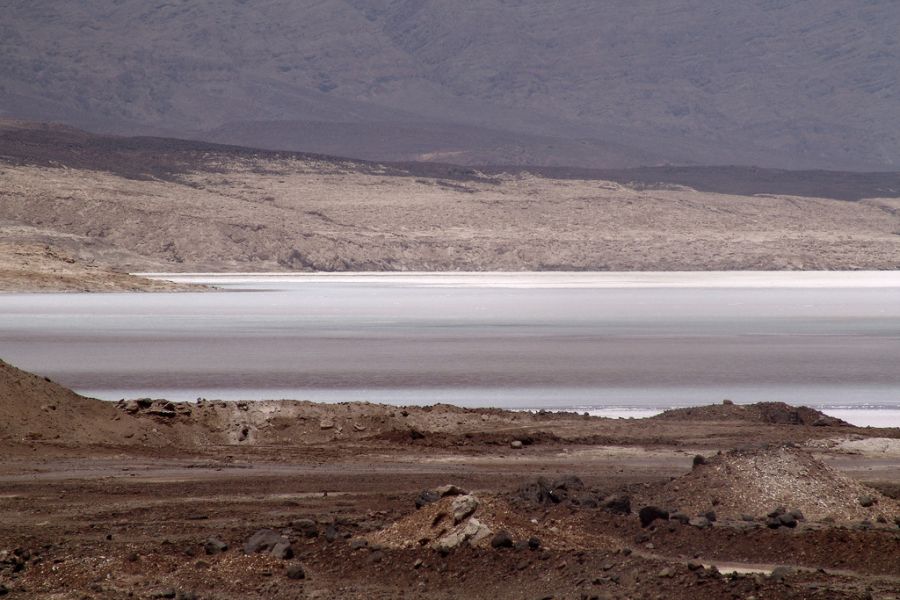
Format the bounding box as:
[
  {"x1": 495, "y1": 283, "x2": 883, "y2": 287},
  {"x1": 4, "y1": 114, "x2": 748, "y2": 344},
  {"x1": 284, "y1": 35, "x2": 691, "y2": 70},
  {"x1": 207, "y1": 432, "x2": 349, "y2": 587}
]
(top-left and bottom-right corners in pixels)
[{"x1": 2, "y1": 123, "x2": 899, "y2": 278}]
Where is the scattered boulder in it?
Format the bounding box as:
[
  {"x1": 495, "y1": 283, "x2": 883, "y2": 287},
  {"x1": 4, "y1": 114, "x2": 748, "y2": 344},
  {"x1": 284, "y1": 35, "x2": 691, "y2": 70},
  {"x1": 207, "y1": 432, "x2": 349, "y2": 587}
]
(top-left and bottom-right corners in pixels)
[
  {"x1": 527, "y1": 536, "x2": 541, "y2": 550},
  {"x1": 778, "y1": 513, "x2": 798, "y2": 528},
  {"x1": 490, "y1": 531, "x2": 514, "y2": 549},
  {"x1": 769, "y1": 566, "x2": 794, "y2": 582},
  {"x1": 203, "y1": 538, "x2": 228, "y2": 555},
  {"x1": 688, "y1": 517, "x2": 711, "y2": 529},
  {"x1": 349, "y1": 539, "x2": 368, "y2": 550},
  {"x1": 293, "y1": 519, "x2": 319, "y2": 538},
  {"x1": 465, "y1": 517, "x2": 493, "y2": 543},
  {"x1": 147, "y1": 401, "x2": 177, "y2": 418},
  {"x1": 859, "y1": 495, "x2": 876, "y2": 508},
  {"x1": 433, "y1": 520, "x2": 492, "y2": 553},
  {"x1": 244, "y1": 529, "x2": 293, "y2": 560},
  {"x1": 692, "y1": 455, "x2": 707, "y2": 468},
  {"x1": 638, "y1": 506, "x2": 669, "y2": 528},
  {"x1": 434, "y1": 484, "x2": 466, "y2": 497},
  {"x1": 319, "y1": 418, "x2": 335, "y2": 430},
  {"x1": 510, "y1": 440, "x2": 524, "y2": 449},
  {"x1": 451, "y1": 495, "x2": 479, "y2": 524},
  {"x1": 324, "y1": 524, "x2": 338, "y2": 542},
  {"x1": 285, "y1": 564, "x2": 305, "y2": 580},
  {"x1": 415, "y1": 490, "x2": 441, "y2": 509},
  {"x1": 670, "y1": 512, "x2": 690, "y2": 525},
  {"x1": 601, "y1": 494, "x2": 631, "y2": 515},
  {"x1": 515, "y1": 476, "x2": 586, "y2": 506},
  {"x1": 271, "y1": 541, "x2": 294, "y2": 560}
]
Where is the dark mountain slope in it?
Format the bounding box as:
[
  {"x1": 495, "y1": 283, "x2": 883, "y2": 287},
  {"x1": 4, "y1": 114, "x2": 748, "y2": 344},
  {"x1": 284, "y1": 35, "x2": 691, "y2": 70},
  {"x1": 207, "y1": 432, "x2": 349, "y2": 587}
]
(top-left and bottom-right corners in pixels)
[{"x1": 1, "y1": 1, "x2": 898, "y2": 169}]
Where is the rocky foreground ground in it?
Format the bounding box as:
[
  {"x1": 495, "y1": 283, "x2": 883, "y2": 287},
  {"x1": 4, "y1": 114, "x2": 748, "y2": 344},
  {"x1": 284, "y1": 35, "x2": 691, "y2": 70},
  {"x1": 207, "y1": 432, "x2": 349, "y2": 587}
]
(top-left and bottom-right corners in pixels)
[{"x1": 1, "y1": 359, "x2": 899, "y2": 599}]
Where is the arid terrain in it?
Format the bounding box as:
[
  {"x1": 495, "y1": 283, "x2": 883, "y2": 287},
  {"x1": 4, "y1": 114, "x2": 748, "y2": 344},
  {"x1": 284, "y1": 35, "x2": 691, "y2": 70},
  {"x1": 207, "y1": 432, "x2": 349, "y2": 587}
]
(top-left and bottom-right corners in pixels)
[
  {"x1": 1, "y1": 359, "x2": 899, "y2": 598},
  {"x1": 2, "y1": 121, "x2": 900, "y2": 290}
]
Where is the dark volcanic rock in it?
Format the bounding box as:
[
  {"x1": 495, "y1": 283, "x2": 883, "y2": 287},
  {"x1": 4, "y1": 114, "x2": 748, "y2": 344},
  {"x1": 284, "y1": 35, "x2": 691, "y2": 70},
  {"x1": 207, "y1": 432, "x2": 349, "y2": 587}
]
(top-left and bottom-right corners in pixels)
[
  {"x1": 324, "y1": 523, "x2": 338, "y2": 542},
  {"x1": 769, "y1": 566, "x2": 794, "y2": 582},
  {"x1": 491, "y1": 531, "x2": 514, "y2": 549},
  {"x1": 602, "y1": 494, "x2": 631, "y2": 515},
  {"x1": 244, "y1": 529, "x2": 293, "y2": 559},
  {"x1": 778, "y1": 513, "x2": 798, "y2": 528},
  {"x1": 203, "y1": 537, "x2": 228, "y2": 555},
  {"x1": 349, "y1": 539, "x2": 368, "y2": 550},
  {"x1": 638, "y1": 506, "x2": 669, "y2": 528},
  {"x1": 293, "y1": 519, "x2": 319, "y2": 538},
  {"x1": 415, "y1": 490, "x2": 441, "y2": 509},
  {"x1": 286, "y1": 564, "x2": 306, "y2": 580},
  {"x1": 515, "y1": 475, "x2": 587, "y2": 506}
]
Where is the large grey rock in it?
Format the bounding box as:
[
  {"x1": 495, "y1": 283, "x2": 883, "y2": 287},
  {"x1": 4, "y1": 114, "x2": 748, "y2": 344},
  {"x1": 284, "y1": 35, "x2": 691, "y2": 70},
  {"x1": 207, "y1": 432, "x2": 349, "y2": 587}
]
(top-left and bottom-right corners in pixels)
[
  {"x1": 463, "y1": 518, "x2": 493, "y2": 545},
  {"x1": 244, "y1": 529, "x2": 293, "y2": 560},
  {"x1": 434, "y1": 484, "x2": 467, "y2": 497},
  {"x1": 688, "y1": 517, "x2": 711, "y2": 529},
  {"x1": 293, "y1": 519, "x2": 318, "y2": 538},
  {"x1": 451, "y1": 495, "x2": 479, "y2": 524},
  {"x1": 203, "y1": 537, "x2": 228, "y2": 555}
]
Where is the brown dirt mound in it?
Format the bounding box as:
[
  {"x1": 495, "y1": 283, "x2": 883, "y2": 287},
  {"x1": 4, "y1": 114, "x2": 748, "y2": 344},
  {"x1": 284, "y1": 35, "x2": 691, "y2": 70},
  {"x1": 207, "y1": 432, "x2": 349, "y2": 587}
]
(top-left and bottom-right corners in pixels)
[
  {"x1": 367, "y1": 492, "x2": 610, "y2": 551},
  {"x1": 636, "y1": 446, "x2": 898, "y2": 523},
  {"x1": 0, "y1": 359, "x2": 137, "y2": 444},
  {"x1": 653, "y1": 401, "x2": 850, "y2": 427}
]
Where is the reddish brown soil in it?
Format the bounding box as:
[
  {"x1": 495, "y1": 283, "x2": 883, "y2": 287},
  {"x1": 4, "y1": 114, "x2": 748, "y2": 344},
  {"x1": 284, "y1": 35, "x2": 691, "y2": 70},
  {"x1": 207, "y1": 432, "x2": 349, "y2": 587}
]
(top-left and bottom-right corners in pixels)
[{"x1": 1, "y1": 360, "x2": 899, "y2": 598}]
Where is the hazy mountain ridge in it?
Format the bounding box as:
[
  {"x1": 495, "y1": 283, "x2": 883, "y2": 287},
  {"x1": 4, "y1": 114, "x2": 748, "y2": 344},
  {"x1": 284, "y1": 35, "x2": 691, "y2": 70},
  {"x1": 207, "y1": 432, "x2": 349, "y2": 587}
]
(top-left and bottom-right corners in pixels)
[{"x1": 1, "y1": 1, "x2": 898, "y2": 169}]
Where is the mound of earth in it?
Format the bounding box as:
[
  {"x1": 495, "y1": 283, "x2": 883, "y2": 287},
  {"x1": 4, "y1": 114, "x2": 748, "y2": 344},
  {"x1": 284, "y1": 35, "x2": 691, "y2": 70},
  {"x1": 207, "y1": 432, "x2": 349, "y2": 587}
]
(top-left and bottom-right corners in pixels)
[
  {"x1": 653, "y1": 401, "x2": 849, "y2": 427},
  {"x1": 0, "y1": 359, "x2": 141, "y2": 445},
  {"x1": 366, "y1": 488, "x2": 607, "y2": 552},
  {"x1": 637, "y1": 446, "x2": 898, "y2": 523}
]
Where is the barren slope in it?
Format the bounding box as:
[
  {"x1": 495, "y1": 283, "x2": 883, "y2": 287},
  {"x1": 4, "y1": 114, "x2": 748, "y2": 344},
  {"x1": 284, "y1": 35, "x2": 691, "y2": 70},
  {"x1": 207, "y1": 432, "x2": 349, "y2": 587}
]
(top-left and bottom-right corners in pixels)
[
  {"x1": 0, "y1": 242, "x2": 192, "y2": 292},
  {"x1": 2, "y1": 123, "x2": 900, "y2": 276}
]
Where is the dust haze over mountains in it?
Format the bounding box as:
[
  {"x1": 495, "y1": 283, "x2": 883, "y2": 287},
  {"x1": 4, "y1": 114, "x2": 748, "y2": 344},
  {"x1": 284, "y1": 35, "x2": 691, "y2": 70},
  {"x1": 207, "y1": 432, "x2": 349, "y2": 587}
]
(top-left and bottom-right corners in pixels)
[{"x1": 1, "y1": 0, "x2": 898, "y2": 170}]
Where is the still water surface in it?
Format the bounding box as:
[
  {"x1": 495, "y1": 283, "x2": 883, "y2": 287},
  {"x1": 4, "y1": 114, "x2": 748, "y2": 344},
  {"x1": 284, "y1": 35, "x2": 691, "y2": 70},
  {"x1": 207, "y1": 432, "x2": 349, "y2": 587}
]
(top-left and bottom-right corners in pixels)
[{"x1": 2, "y1": 272, "x2": 899, "y2": 426}]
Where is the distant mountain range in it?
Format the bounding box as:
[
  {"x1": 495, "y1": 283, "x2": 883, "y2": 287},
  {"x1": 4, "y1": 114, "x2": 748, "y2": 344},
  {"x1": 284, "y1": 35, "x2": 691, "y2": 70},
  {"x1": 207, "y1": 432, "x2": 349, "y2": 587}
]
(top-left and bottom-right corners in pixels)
[{"x1": 1, "y1": 1, "x2": 898, "y2": 170}]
